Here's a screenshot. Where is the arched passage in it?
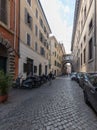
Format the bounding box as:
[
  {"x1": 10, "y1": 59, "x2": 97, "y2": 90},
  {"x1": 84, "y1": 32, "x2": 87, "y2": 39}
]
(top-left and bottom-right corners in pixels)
[
  {"x1": 62, "y1": 61, "x2": 74, "y2": 75},
  {"x1": 62, "y1": 54, "x2": 74, "y2": 75},
  {"x1": 0, "y1": 39, "x2": 15, "y2": 76},
  {"x1": 0, "y1": 44, "x2": 8, "y2": 73}
]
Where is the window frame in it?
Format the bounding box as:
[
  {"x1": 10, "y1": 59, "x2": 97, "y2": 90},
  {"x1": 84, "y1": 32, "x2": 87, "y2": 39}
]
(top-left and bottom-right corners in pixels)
[
  {"x1": 88, "y1": 38, "x2": 93, "y2": 60},
  {"x1": 26, "y1": 33, "x2": 31, "y2": 46},
  {"x1": 26, "y1": 0, "x2": 32, "y2": 6}
]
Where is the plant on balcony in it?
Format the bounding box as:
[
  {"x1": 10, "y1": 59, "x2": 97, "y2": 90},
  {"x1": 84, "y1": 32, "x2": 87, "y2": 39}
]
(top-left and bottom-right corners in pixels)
[{"x1": 0, "y1": 70, "x2": 12, "y2": 103}]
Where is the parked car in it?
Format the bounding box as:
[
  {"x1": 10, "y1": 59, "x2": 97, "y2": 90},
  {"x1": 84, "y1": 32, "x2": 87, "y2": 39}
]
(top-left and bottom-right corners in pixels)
[
  {"x1": 70, "y1": 72, "x2": 77, "y2": 80},
  {"x1": 78, "y1": 73, "x2": 89, "y2": 88},
  {"x1": 76, "y1": 72, "x2": 83, "y2": 83},
  {"x1": 83, "y1": 74, "x2": 97, "y2": 112},
  {"x1": 79, "y1": 72, "x2": 97, "y2": 89}
]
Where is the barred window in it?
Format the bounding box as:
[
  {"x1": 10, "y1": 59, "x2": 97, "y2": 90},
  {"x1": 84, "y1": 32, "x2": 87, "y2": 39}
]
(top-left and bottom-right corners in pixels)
[{"x1": 0, "y1": 0, "x2": 8, "y2": 25}]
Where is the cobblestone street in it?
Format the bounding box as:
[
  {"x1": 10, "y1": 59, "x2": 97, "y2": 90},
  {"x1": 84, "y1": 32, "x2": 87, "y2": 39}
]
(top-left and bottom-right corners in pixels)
[{"x1": 0, "y1": 77, "x2": 97, "y2": 130}]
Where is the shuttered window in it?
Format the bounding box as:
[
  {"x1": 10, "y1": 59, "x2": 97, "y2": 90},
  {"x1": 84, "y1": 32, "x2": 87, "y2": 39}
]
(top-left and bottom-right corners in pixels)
[{"x1": 25, "y1": 8, "x2": 32, "y2": 29}]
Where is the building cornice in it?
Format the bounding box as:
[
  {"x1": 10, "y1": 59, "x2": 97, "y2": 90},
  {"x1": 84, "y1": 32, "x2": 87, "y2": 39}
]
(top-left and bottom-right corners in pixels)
[{"x1": 71, "y1": 0, "x2": 80, "y2": 51}]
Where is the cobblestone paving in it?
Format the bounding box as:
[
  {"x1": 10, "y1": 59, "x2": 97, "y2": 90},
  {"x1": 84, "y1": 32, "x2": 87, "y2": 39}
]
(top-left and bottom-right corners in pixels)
[{"x1": 0, "y1": 77, "x2": 97, "y2": 130}]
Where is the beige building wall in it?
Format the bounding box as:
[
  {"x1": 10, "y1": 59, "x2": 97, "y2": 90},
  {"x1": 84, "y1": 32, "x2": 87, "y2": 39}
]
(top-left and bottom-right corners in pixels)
[
  {"x1": 50, "y1": 36, "x2": 65, "y2": 76},
  {"x1": 71, "y1": 0, "x2": 97, "y2": 73},
  {"x1": 19, "y1": 0, "x2": 51, "y2": 78}
]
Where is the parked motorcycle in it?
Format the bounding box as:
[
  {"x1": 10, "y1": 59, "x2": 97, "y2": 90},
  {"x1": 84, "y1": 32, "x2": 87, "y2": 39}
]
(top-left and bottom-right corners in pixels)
[
  {"x1": 12, "y1": 74, "x2": 24, "y2": 88},
  {"x1": 22, "y1": 75, "x2": 41, "y2": 88}
]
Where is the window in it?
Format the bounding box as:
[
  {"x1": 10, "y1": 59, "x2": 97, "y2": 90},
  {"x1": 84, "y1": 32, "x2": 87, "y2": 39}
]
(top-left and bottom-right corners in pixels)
[
  {"x1": 36, "y1": 9, "x2": 38, "y2": 18},
  {"x1": 47, "y1": 43, "x2": 49, "y2": 49},
  {"x1": 27, "y1": 33, "x2": 31, "y2": 46},
  {"x1": 84, "y1": 6, "x2": 86, "y2": 20},
  {"x1": 88, "y1": 38, "x2": 93, "y2": 60},
  {"x1": 55, "y1": 60, "x2": 56, "y2": 66},
  {"x1": 35, "y1": 42, "x2": 37, "y2": 51},
  {"x1": 81, "y1": 43, "x2": 82, "y2": 49},
  {"x1": 40, "y1": 47, "x2": 45, "y2": 56},
  {"x1": 34, "y1": 66, "x2": 37, "y2": 73},
  {"x1": 44, "y1": 39, "x2": 47, "y2": 47},
  {"x1": 83, "y1": 48, "x2": 86, "y2": 63},
  {"x1": 89, "y1": 19, "x2": 93, "y2": 31},
  {"x1": 35, "y1": 25, "x2": 38, "y2": 37},
  {"x1": 81, "y1": 53, "x2": 82, "y2": 66},
  {"x1": 44, "y1": 26, "x2": 46, "y2": 34},
  {"x1": 47, "y1": 33, "x2": 49, "y2": 38},
  {"x1": 40, "y1": 18, "x2": 43, "y2": 28},
  {"x1": 47, "y1": 53, "x2": 48, "y2": 59},
  {"x1": 55, "y1": 52, "x2": 56, "y2": 57},
  {"x1": 55, "y1": 43, "x2": 57, "y2": 48},
  {"x1": 23, "y1": 58, "x2": 33, "y2": 75},
  {"x1": 39, "y1": 31, "x2": 44, "y2": 43},
  {"x1": 24, "y1": 63, "x2": 28, "y2": 73},
  {"x1": 84, "y1": 35, "x2": 86, "y2": 42},
  {"x1": 0, "y1": 0, "x2": 7, "y2": 25},
  {"x1": 27, "y1": 0, "x2": 31, "y2": 6},
  {"x1": 25, "y1": 8, "x2": 32, "y2": 29}
]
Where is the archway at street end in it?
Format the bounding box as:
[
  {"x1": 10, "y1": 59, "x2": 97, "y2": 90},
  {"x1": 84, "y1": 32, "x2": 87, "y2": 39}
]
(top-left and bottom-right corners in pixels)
[{"x1": 62, "y1": 54, "x2": 74, "y2": 75}]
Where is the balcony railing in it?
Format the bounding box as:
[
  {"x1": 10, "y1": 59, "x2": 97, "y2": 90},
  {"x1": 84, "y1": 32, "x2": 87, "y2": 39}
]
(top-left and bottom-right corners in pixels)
[{"x1": 0, "y1": 8, "x2": 8, "y2": 25}]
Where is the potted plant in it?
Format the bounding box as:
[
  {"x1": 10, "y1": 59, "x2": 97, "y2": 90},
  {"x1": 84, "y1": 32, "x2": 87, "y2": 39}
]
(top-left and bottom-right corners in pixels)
[{"x1": 0, "y1": 70, "x2": 12, "y2": 103}]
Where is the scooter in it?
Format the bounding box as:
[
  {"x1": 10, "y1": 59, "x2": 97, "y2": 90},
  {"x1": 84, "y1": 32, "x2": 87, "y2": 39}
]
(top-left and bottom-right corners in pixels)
[
  {"x1": 22, "y1": 75, "x2": 41, "y2": 88},
  {"x1": 12, "y1": 74, "x2": 24, "y2": 88}
]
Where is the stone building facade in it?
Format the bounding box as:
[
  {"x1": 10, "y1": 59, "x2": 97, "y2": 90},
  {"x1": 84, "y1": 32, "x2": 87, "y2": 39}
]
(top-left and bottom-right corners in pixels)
[
  {"x1": 49, "y1": 36, "x2": 65, "y2": 76},
  {"x1": 0, "y1": 0, "x2": 20, "y2": 78},
  {"x1": 71, "y1": 0, "x2": 97, "y2": 72},
  {"x1": 19, "y1": 0, "x2": 51, "y2": 78}
]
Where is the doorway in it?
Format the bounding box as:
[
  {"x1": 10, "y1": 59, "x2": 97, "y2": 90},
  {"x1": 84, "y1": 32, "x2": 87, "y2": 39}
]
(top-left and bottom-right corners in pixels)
[
  {"x1": 0, "y1": 44, "x2": 8, "y2": 73},
  {"x1": 45, "y1": 65, "x2": 47, "y2": 75}
]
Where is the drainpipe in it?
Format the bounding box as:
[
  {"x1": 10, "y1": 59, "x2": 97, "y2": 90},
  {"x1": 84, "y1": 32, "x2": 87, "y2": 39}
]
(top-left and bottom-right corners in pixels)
[
  {"x1": 14, "y1": 0, "x2": 16, "y2": 50},
  {"x1": 94, "y1": 0, "x2": 96, "y2": 71},
  {"x1": 18, "y1": 0, "x2": 20, "y2": 57}
]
